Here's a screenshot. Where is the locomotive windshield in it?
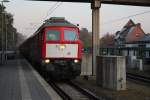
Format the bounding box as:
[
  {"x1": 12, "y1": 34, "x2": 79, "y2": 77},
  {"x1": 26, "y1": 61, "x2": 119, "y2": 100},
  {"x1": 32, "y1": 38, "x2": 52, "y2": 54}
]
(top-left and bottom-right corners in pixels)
[
  {"x1": 46, "y1": 30, "x2": 60, "y2": 41},
  {"x1": 64, "y1": 30, "x2": 78, "y2": 41}
]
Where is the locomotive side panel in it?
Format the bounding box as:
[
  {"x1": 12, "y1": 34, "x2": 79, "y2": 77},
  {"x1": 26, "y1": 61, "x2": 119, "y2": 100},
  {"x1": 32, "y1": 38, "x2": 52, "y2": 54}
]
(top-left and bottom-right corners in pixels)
[{"x1": 35, "y1": 30, "x2": 44, "y2": 63}]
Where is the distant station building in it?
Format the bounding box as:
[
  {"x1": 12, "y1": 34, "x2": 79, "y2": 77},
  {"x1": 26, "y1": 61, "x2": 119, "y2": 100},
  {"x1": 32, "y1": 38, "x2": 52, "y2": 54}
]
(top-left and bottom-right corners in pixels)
[
  {"x1": 125, "y1": 34, "x2": 150, "y2": 47},
  {"x1": 115, "y1": 19, "x2": 145, "y2": 47},
  {"x1": 114, "y1": 19, "x2": 150, "y2": 59},
  {"x1": 113, "y1": 20, "x2": 150, "y2": 70},
  {"x1": 100, "y1": 19, "x2": 150, "y2": 61},
  {"x1": 125, "y1": 34, "x2": 150, "y2": 60}
]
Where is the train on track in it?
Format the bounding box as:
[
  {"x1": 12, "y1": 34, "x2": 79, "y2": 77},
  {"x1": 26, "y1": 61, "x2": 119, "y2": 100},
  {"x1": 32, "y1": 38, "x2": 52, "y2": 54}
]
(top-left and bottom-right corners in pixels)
[{"x1": 19, "y1": 17, "x2": 83, "y2": 80}]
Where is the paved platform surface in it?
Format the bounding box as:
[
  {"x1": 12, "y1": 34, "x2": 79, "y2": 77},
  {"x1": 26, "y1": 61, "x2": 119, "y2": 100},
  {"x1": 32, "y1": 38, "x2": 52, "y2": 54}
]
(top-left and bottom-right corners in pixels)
[{"x1": 0, "y1": 59, "x2": 62, "y2": 100}]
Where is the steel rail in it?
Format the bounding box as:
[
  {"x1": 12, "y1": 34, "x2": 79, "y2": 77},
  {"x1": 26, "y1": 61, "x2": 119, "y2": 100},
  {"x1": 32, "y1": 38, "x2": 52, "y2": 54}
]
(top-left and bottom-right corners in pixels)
[
  {"x1": 127, "y1": 73, "x2": 150, "y2": 84},
  {"x1": 48, "y1": 80, "x2": 72, "y2": 100},
  {"x1": 68, "y1": 81, "x2": 103, "y2": 100}
]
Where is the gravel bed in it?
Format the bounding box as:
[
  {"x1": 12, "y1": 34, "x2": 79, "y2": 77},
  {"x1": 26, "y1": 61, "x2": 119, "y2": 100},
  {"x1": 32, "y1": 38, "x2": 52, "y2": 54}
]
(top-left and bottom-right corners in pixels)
[{"x1": 73, "y1": 76, "x2": 150, "y2": 100}]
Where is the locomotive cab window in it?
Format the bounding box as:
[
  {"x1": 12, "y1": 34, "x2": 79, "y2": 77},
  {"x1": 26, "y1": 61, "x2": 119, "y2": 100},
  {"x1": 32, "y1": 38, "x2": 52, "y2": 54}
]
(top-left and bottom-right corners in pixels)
[
  {"x1": 46, "y1": 30, "x2": 60, "y2": 41},
  {"x1": 64, "y1": 30, "x2": 78, "y2": 41}
]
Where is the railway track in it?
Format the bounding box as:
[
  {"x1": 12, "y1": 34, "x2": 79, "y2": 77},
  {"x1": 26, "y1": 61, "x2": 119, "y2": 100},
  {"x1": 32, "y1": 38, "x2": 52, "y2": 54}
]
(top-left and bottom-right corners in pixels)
[
  {"x1": 127, "y1": 73, "x2": 150, "y2": 84},
  {"x1": 48, "y1": 80, "x2": 72, "y2": 100},
  {"x1": 37, "y1": 66, "x2": 103, "y2": 100},
  {"x1": 48, "y1": 80, "x2": 102, "y2": 100}
]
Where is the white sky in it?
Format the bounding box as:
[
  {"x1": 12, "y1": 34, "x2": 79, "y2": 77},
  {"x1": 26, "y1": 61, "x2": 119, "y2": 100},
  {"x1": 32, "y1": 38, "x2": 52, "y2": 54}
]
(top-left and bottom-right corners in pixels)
[{"x1": 4, "y1": 0, "x2": 150, "y2": 37}]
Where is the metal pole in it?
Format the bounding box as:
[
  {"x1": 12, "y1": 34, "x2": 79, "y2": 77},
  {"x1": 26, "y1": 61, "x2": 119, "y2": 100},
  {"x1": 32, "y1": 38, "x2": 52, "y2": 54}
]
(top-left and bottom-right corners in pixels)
[
  {"x1": 91, "y1": 0, "x2": 101, "y2": 75},
  {"x1": 1, "y1": 0, "x2": 10, "y2": 63},
  {"x1": 5, "y1": 13, "x2": 7, "y2": 60},
  {"x1": 1, "y1": 2, "x2": 4, "y2": 64},
  {"x1": 13, "y1": 31, "x2": 14, "y2": 49}
]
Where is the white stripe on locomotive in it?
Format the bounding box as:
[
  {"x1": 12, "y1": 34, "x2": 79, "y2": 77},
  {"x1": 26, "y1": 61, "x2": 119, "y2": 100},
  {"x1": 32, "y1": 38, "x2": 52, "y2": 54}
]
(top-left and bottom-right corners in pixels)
[{"x1": 46, "y1": 44, "x2": 78, "y2": 58}]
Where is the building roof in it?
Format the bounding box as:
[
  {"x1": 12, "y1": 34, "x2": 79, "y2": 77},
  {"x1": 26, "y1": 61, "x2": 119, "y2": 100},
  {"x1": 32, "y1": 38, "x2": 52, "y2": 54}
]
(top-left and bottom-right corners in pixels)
[
  {"x1": 138, "y1": 34, "x2": 150, "y2": 43},
  {"x1": 124, "y1": 19, "x2": 135, "y2": 28},
  {"x1": 115, "y1": 19, "x2": 135, "y2": 40},
  {"x1": 115, "y1": 19, "x2": 145, "y2": 43},
  {"x1": 126, "y1": 34, "x2": 150, "y2": 44}
]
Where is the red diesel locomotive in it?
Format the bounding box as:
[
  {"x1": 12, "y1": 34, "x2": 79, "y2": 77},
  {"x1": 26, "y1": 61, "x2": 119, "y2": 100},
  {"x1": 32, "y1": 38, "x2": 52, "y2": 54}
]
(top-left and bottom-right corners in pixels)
[{"x1": 19, "y1": 17, "x2": 82, "y2": 80}]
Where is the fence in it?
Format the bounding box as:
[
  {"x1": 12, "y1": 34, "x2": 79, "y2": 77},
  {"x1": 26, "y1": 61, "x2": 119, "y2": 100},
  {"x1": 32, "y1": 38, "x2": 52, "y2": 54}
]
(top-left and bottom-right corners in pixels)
[
  {"x1": 0, "y1": 50, "x2": 16, "y2": 64},
  {"x1": 99, "y1": 47, "x2": 150, "y2": 60}
]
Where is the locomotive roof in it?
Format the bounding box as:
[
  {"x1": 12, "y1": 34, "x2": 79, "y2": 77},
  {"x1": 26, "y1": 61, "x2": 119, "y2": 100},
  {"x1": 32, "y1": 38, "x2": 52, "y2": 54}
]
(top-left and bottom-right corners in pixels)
[
  {"x1": 43, "y1": 17, "x2": 77, "y2": 28},
  {"x1": 33, "y1": 17, "x2": 78, "y2": 36},
  {"x1": 23, "y1": 18, "x2": 79, "y2": 45}
]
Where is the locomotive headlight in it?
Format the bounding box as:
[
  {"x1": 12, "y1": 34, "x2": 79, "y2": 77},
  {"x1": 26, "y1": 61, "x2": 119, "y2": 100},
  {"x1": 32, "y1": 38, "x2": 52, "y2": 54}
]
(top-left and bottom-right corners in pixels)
[
  {"x1": 60, "y1": 44, "x2": 66, "y2": 49},
  {"x1": 74, "y1": 59, "x2": 79, "y2": 63},
  {"x1": 45, "y1": 59, "x2": 50, "y2": 63}
]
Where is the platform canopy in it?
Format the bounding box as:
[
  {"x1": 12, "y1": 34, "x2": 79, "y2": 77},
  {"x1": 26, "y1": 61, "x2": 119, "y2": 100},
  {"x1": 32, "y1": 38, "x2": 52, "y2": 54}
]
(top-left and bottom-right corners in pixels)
[{"x1": 31, "y1": 0, "x2": 150, "y2": 6}]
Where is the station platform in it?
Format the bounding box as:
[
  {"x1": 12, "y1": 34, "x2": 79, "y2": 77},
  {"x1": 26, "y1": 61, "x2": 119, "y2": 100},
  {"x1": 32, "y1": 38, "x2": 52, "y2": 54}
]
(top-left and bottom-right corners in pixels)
[{"x1": 0, "y1": 59, "x2": 62, "y2": 100}]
